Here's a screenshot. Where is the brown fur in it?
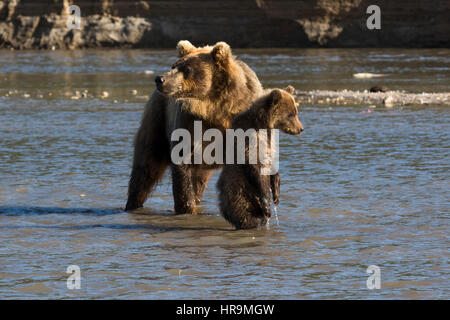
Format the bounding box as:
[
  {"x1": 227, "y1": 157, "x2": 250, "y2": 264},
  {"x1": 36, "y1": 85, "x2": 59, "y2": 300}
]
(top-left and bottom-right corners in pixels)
[
  {"x1": 217, "y1": 87, "x2": 304, "y2": 229},
  {"x1": 126, "y1": 40, "x2": 263, "y2": 212}
]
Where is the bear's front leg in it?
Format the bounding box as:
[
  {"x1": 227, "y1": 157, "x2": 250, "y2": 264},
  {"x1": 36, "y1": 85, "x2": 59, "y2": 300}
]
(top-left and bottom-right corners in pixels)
[
  {"x1": 270, "y1": 173, "x2": 280, "y2": 206},
  {"x1": 171, "y1": 164, "x2": 198, "y2": 214}
]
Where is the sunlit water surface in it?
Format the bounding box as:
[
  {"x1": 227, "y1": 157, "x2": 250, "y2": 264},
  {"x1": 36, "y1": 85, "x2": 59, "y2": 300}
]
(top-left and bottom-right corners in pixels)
[{"x1": 0, "y1": 49, "x2": 449, "y2": 299}]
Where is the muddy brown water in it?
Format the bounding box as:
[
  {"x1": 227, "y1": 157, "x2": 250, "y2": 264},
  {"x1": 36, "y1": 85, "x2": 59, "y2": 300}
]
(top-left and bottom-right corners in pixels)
[{"x1": 0, "y1": 49, "x2": 449, "y2": 299}]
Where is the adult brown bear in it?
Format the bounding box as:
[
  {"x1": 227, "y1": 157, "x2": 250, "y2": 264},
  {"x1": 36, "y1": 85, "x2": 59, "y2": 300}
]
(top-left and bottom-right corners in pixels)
[{"x1": 125, "y1": 40, "x2": 264, "y2": 213}]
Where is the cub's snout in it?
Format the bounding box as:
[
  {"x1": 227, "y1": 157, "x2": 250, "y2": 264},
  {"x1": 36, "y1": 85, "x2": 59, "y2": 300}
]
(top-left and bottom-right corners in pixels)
[{"x1": 293, "y1": 117, "x2": 304, "y2": 135}]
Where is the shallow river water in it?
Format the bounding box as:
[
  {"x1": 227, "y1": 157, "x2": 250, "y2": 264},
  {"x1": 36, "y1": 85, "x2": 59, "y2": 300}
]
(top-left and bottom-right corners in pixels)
[{"x1": 0, "y1": 49, "x2": 449, "y2": 299}]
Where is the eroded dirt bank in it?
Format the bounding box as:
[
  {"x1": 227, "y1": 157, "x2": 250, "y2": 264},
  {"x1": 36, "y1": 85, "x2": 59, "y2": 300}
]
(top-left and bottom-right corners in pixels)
[{"x1": 1, "y1": 0, "x2": 449, "y2": 49}]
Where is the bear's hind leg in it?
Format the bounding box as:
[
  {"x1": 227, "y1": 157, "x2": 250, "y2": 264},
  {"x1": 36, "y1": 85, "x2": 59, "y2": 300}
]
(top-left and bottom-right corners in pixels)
[
  {"x1": 125, "y1": 94, "x2": 170, "y2": 211},
  {"x1": 192, "y1": 168, "x2": 213, "y2": 205},
  {"x1": 126, "y1": 154, "x2": 169, "y2": 211}
]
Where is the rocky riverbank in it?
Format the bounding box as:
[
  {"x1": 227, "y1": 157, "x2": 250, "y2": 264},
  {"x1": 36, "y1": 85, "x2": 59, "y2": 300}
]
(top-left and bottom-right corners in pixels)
[
  {"x1": 0, "y1": 0, "x2": 449, "y2": 49},
  {"x1": 295, "y1": 90, "x2": 450, "y2": 107}
]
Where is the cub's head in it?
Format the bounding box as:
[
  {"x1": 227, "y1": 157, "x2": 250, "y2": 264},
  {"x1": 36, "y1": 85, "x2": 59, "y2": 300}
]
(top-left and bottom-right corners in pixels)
[
  {"x1": 265, "y1": 86, "x2": 304, "y2": 135},
  {"x1": 155, "y1": 40, "x2": 234, "y2": 99}
]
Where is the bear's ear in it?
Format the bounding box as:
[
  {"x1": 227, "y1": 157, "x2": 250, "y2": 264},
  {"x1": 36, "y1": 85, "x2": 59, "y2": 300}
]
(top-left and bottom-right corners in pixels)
[
  {"x1": 267, "y1": 89, "x2": 283, "y2": 108},
  {"x1": 212, "y1": 42, "x2": 231, "y2": 68},
  {"x1": 284, "y1": 85, "x2": 295, "y2": 94},
  {"x1": 177, "y1": 40, "x2": 196, "y2": 57}
]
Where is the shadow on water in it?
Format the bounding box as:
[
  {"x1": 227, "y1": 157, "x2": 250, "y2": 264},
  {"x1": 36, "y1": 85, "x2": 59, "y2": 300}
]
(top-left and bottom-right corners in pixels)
[
  {"x1": 0, "y1": 222, "x2": 227, "y2": 233},
  {"x1": 0, "y1": 206, "x2": 124, "y2": 216},
  {"x1": 0, "y1": 206, "x2": 234, "y2": 233}
]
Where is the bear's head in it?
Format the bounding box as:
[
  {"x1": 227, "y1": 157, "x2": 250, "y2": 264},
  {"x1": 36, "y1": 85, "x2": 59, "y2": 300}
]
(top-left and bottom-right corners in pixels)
[
  {"x1": 154, "y1": 40, "x2": 236, "y2": 99},
  {"x1": 265, "y1": 86, "x2": 304, "y2": 135}
]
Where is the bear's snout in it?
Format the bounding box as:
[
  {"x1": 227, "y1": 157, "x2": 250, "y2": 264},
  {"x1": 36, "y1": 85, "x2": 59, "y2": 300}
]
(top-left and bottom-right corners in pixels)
[
  {"x1": 287, "y1": 126, "x2": 303, "y2": 136},
  {"x1": 295, "y1": 118, "x2": 304, "y2": 135},
  {"x1": 155, "y1": 75, "x2": 165, "y2": 87},
  {"x1": 294, "y1": 126, "x2": 304, "y2": 136}
]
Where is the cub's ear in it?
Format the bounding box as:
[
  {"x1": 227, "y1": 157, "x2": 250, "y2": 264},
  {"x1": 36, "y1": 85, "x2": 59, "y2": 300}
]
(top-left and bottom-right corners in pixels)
[
  {"x1": 267, "y1": 89, "x2": 283, "y2": 108},
  {"x1": 177, "y1": 40, "x2": 196, "y2": 57},
  {"x1": 212, "y1": 42, "x2": 231, "y2": 68},
  {"x1": 284, "y1": 85, "x2": 295, "y2": 94}
]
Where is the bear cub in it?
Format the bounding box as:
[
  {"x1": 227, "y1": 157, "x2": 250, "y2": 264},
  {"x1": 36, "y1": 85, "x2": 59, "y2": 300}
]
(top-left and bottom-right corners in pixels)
[{"x1": 217, "y1": 86, "x2": 304, "y2": 229}]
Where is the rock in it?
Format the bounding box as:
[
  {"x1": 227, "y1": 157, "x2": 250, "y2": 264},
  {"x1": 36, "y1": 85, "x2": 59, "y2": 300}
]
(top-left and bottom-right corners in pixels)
[
  {"x1": 370, "y1": 86, "x2": 388, "y2": 93},
  {"x1": 383, "y1": 96, "x2": 395, "y2": 108},
  {"x1": 101, "y1": 91, "x2": 109, "y2": 98}
]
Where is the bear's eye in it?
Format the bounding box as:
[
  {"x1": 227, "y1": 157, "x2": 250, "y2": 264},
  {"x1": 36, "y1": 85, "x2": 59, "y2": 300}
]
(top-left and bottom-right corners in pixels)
[{"x1": 180, "y1": 65, "x2": 193, "y2": 77}]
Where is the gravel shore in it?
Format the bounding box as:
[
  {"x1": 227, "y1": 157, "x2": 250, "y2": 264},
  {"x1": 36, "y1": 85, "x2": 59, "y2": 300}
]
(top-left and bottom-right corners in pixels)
[
  {"x1": 2, "y1": 88, "x2": 449, "y2": 108},
  {"x1": 295, "y1": 90, "x2": 450, "y2": 107}
]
